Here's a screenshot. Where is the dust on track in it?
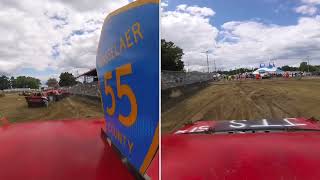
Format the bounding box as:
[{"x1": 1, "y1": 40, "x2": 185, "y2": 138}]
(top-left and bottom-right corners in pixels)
[
  {"x1": 0, "y1": 94, "x2": 104, "y2": 124},
  {"x1": 162, "y1": 79, "x2": 320, "y2": 134}
]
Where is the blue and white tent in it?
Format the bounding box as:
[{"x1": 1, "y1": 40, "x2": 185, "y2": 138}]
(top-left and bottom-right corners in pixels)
[{"x1": 253, "y1": 63, "x2": 284, "y2": 75}]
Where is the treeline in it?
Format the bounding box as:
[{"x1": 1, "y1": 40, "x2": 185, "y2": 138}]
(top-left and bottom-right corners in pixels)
[
  {"x1": 161, "y1": 39, "x2": 184, "y2": 71},
  {"x1": 218, "y1": 62, "x2": 320, "y2": 75},
  {"x1": 0, "y1": 72, "x2": 78, "y2": 90},
  {"x1": 46, "y1": 72, "x2": 77, "y2": 88},
  {"x1": 217, "y1": 68, "x2": 258, "y2": 76},
  {"x1": 0, "y1": 76, "x2": 41, "y2": 90},
  {"x1": 160, "y1": 39, "x2": 320, "y2": 74},
  {"x1": 280, "y1": 62, "x2": 320, "y2": 72}
]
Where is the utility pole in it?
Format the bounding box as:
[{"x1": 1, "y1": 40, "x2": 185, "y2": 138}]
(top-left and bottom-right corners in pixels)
[
  {"x1": 206, "y1": 51, "x2": 209, "y2": 73},
  {"x1": 213, "y1": 58, "x2": 216, "y2": 73},
  {"x1": 307, "y1": 56, "x2": 310, "y2": 73},
  {"x1": 187, "y1": 62, "x2": 189, "y2": 72},
  {"x1": 201, "y1": 51, "x2": 210, "y2": 73}
]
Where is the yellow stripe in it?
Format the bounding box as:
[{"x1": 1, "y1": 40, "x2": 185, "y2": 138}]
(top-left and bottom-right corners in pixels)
[
  {"x1": 105, "y1": 0, "x2": 159, "y2": 22},
  {"x1": 140, "y1": 124, "x2": 159, "y2": 174}
]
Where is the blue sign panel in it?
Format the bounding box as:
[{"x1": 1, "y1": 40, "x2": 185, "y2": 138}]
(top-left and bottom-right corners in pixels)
[{"x1": 96, "y1": 0, "x2": 159, "y2": 174}]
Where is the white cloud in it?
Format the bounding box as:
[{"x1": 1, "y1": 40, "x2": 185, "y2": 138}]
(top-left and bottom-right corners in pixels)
[
  {"x1": 55, "y1": 0, "x2": 129, "y2": 12},
  {"x1": 301, "y1": 0, "x2": 320, "y2": 5},
  {"x1": 162, "y1": 4, "x2": 320, "y2": 71},
  {"x1": 216, "y1": 17, "x2": 320, "y2": 68},
  {"x1": 161, "y1": 0, "x2": 169, "y2": 12},
  {"x1": 294, "y1": 0, "x2": 320, "y2": 16},
  {"x1": 176, "y1": 4, "x2": 215, "y2": 17},
  {"x1": 161, "y1": 5, "x2": 218, "y2": 71},
  {"x1": 161, "y1": 1, "x2": 168, "y2": 7},
  {"x1": 0, "y1": 0, "x2": 129, "y2": 78},
  {"x1": 295, "y1": 5, "x2": 318, "y2": 15}
]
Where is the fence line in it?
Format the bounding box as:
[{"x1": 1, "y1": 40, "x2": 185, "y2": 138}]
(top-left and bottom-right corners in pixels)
[
  {"x1": 161, "y1": 71, "x2": 215, "y2": 90},
  {"x1": 67, "y1": 82, "x2": 100, "y2": 97}
]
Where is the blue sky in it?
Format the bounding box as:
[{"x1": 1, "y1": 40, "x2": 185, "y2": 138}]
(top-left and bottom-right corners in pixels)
[{"x1": 165, "y1": 0, "x2": 301, "y2": 27}]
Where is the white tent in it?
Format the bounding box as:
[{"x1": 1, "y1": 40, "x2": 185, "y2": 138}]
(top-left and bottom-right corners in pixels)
[
  {"x1": 253, "y1": 63, "x2": 284, "y2": 75},
  {"x1": 253, "y1": 67, "x2": 284, "y2": 75}
]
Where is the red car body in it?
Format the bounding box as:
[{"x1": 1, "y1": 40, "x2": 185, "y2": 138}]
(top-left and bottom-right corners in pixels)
[
  {"x1": 58, "y1": 89, "x2": 71, "y2": 97},
  {"x1": 161, "y1": 118, "x2": 320, "y2": 179},
  {"x1": 44, "y1": 89, "x2": 63, "y2": 101},
  {"x1": 0, "y1": 119, "x2": 139, "y2": 180},
  {"x1": 25, "y1": 92, "x2": 49, "y2": 107},
  {"x1": 3, "y1": 117, "x2": 318, "y2": 179}
]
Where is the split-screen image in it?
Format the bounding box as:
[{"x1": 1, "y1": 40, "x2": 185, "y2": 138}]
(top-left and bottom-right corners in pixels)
[{"x1": 0, "y1": 0, "x2": 320, "y2": 179}]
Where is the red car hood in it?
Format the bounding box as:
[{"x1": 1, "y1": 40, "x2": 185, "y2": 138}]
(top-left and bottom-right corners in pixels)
[
  {"x1": 0, "y1": 119, "x2": 136, "y2": 180},
  {"x1": 162, "y1": 118, "x2": 320, "y2": 179}
]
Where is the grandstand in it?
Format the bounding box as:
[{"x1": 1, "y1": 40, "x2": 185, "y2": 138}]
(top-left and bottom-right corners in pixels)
[
  {"x1": 76, "y1": 69, "x2": 98, "y2": 83},
  {"x1": 69, "y1": 68, "x2": 100, "y2": 98}
]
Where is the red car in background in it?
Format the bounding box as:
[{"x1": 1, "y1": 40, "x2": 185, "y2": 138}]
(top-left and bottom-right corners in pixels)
[
  {"x1": 58, "y1": 89, "x2": 72, "y2": 98},
  {"x1": 25, "y1": 92, "x2": 49, "y2": 107},
  {"x1": 44, "y1": 89, "x2": 62, "y2": 102}
]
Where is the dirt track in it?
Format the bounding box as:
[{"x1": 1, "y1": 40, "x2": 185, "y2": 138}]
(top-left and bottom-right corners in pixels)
[
  {"x1": 0, "y1": 94, "x2": 104, "y2": 124},
  {"x1": 162, "y1": 79, "x2": 320, "y2": 133}
]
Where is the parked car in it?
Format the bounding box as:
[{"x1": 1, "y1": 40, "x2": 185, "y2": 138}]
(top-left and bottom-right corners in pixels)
[
  {"x1": 25, "y1": 92, "x2": 49, "y2": 107},
  {"x1": 45, "y1": 89, "x2": 62, "y2": 102}
]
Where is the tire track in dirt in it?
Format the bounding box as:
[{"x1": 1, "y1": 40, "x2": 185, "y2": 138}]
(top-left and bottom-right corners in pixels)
[
  {"x1": 162, "y1": 79, "x2": 320, "y2": 133},
  {"x1": 162, "y1": 84, "x2": 228, "y2": 132}
]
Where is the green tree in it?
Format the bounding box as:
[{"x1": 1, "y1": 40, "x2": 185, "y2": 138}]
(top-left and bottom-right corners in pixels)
[
  {"x1": 46, "y1": 78, "x2": 59, "y2": 88},
  {"x1": 0, "y1": 75, "x2": 10, "y2": 90},
  {"x1": 280, "y1": 65, "x2": 298, "y2": 71},
  {"x1": 161, "y1": 39, "x2": 184, "y2": 71},
  {"x1": 59, "y1": 72, "x2": 77, "y2": 87},
  {"x1": 298, "y1": 62, "x2": 318, "y2": 72},
  {"x1": 281, "y1": 65, "x2": 290, "y2": 71},
  {"x1": 14, "y1": 76, "x2": 41, "y2": 89},
  {"x1": 299, "y1": 62, "x2": 308, "y2": 72},
  {"x1": 10, "y1": 76, "x2": 15, "y2": 88}
]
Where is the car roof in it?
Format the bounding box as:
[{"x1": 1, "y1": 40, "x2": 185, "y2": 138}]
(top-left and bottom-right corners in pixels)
[{"x1": 162, "y1": 131, "x2": 320, "y2": 179}]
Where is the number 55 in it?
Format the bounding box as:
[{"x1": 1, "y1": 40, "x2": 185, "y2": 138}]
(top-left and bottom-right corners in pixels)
[{"x1": 104, "y1": 64, "x2": 138, "y2": 127}]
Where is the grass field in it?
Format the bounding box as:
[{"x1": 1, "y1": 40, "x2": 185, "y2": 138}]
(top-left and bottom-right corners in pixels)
[
  {"x1": 162, "y1": 79, "x2": 320, "y2": 133},
  {"x1": 0, "y1": 94, "x2": 104, "y2": 124}
]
